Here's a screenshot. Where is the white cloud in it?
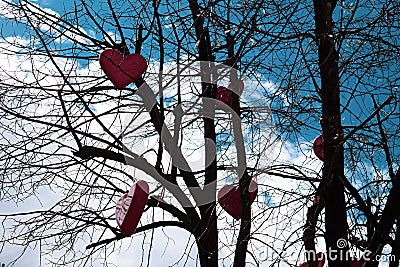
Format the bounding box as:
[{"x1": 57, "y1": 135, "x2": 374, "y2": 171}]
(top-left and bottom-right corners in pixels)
[{"x1": 0, "y1": 1, "x2": 92, "y2": 45}]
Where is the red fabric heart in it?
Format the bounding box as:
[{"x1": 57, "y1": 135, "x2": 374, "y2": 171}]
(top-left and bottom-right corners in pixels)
[
  {"x1": 313, "y1": 135, "x2": 324, "y2": 161},
  {"x1": 216, "y1": 80, "x2": 244, "y2": 108},
  {"x1": 115, "y1": 180, "x2": 149, "y2": 236},
  {"x1": 218, "y1": 180, "x2": 258, "y2": 220},
  {"x1": 216, "y1": 86, "x2": 233, "y2": 107},
  {"x1": 99, "y1": 49, "x2": 147, "y2": 88},
  {"x1": 317, "y1": 252, "x2": 325, "y2": 267},
  {"x1": 298, "y1": 252, "x2": 325, "y2": 267},
  {"x1": 228, "y1": 80, "x2": 245, "y2": 96}
]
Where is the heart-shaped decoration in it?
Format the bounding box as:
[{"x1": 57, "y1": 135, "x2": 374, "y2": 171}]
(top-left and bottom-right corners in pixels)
[
  {"x1": 216, "y1": 86, "x2": 233, "y2": 107},
  {"x1": 218, "y1": 180, "x2": 258, "y2": 220},
  {"x1": 313, "y1": 135, "x2": 324, "y2": 161},
  {"x1": 216, "y1": 80, "x2": 244, "y2": 108},
  {"x1": 298, "y1": 252, "x2": 325, "y2": 267},
  {"x1": 115, "y1": 180, "x2": 149, "y2": 236},
  {"x1": 99, "y1": 49, "x2": 147, "y2": 88}
]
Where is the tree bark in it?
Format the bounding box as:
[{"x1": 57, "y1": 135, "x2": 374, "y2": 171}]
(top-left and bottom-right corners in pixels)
[
  {"x1": 194, "y1": 217, "x2": 218, "y2": 267},
  {"x1": 233, "y1": 173, "x2": 252, "y2": 267},
  {"x1": 224, "y1": 34, "x2": 252, "y2": 267},
  {"x1": 303, "y1": 202, "x2": 323, "y2": 267},
  {"x1": 186, "y1": 1, "x2": 218, "y2": 266},
  {"x1": 312, "y1": 1, "x2": 349, "y2": 266}
]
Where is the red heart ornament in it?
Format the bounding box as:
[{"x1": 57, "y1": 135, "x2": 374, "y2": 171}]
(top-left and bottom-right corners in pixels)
[
  {"x1": 298, "y1": 252, "x2": 325, "y2": 267},
  {"x1": 216, "y1": 86, "x2": 233, "y2": 107},
  {"x1": 218, "y1": 180, "x2": 258, "y2": 220},
  {"x1": 216, "y1": 80, "x2": 244, "y2": 108},
  {"x1": 115, "y1": 180, "x2": 149, "y2": 236},
  {"x1": 313, "y1": 135, "x2": 324, "y2": 161},
  {"x1": 99, "y1": 49, "x2": 147, "y2": 88},
  {"x1": 228, "y1": 80, "x2": 245, "y2": 96}
]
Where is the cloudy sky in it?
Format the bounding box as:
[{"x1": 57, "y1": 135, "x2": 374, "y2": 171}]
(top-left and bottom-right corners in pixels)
[{"x1": 0, "y1": 0, "x2": 395, "y2": 266}]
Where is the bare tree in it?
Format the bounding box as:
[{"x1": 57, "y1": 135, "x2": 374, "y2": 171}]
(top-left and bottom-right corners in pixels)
[{"x1": 0, "y1": 0, "x2": 399, "y2": 267}]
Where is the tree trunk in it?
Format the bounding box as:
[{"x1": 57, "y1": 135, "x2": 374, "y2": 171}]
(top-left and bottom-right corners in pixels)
[
  {"x1": 233, "y1": 173, "x2": 252, "y2": 267},
  {"x1": 195, "y1": 205, "x2": 218, "y2": 267},
  {"x1": 303, "y1": 203, "x2": 322, "y2": 267},
  {"x1": 312, "y1": 1, "x2": 349, "y2": 266}
]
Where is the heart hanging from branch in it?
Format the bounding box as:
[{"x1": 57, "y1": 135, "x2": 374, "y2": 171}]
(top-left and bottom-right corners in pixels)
[
  {"x1": 216, "y1": 80, "x2": 244, "y2": 108},
  {"x1": 298, "y1": 252, "x2": 325, "y2": 267},
  {"x1": 100, "y1": 49, "x2": 147, "y2": 88},
  {"x1": 313, "y1": 135, "x2": 324, "y2": 161},
  {"x1": 218, "y1": 179, "x2": 258, "y2": 220},
  {"x1": 115, "y1": 180, "x2": 149, "y2": 236}
]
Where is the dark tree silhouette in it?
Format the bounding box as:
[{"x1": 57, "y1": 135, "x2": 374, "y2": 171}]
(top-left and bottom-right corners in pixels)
[{"x1": 0, "y1": 0, "x2": 398, "y2": 266}]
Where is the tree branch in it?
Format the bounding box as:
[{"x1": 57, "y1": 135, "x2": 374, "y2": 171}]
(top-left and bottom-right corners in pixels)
[
  {"x1": 364, "y1": 169, "x2": 400, "y2": 267},
  {"x1": 147, "y1": 197, "x2": 192, "y2": 229},
  {"x1": 73, "y1": 145, "x2": 200, "y2": 224},
  {"x1": 85, "y1": 221, "x2": 190, "y2": 250}
]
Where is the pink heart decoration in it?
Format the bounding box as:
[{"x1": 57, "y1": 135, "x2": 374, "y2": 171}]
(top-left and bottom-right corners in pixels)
[
  {"x1": 298, "y1": 252, "x2": 325, "y2": 267},
  {"x1": 228, "y1": 80, "x2": 245, "y2": 96},
  {"x1": 99, "y1": 49, "x2": 147, "y2": 88},
  {"x1": 115, "y1": 180, "x2": 149, "y2": 236},
  {"x1": 313, "y1": 135, "x2": 324, "y2": 161},
  {"x1": 216, "y1": 86, "x2": 233, "y2": 107},
  {"x1": 218, "y1": 180, "x2": 258, "y2": 220},
  {"x1": 317, "y1": 253, "x2": 325, "y2": 267},
  {"x1": 216, "y1": 80, "x2": 244, "y2": 108}
]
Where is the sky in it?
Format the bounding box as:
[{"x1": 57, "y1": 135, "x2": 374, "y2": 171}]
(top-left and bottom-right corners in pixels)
[
  {"x1": 0, "y1": 0, "x2": 398, "y2": 266},
  {"x1": 0, "y1": 1, "x2": 310, "y2": 264}
]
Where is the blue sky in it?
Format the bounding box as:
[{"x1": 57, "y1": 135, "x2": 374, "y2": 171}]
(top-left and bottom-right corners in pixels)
[{"x1": 0, "y1": 0, "x2": 398, "y2": 266}]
